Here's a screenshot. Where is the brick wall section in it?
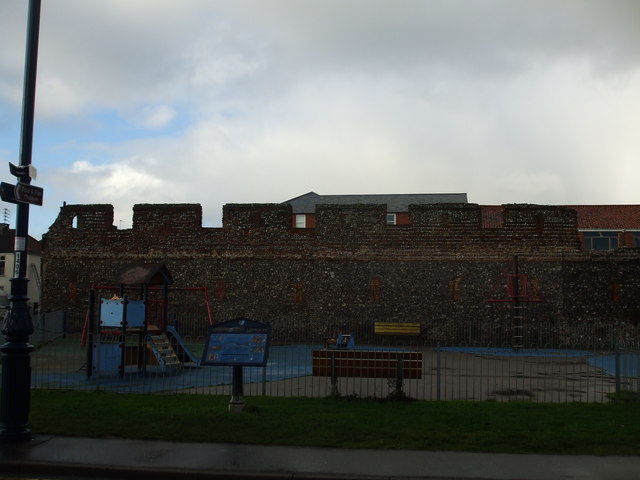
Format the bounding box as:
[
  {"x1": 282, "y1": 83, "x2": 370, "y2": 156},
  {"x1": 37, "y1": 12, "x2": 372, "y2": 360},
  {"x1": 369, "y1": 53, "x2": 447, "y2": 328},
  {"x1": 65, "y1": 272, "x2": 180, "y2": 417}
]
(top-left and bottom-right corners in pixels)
[
  {"x1": 41, "y1": 202, "x2": 640, "y2": 342},
  {"x1": 134, "y1": 204, "x2": 202, "y2": 234}
]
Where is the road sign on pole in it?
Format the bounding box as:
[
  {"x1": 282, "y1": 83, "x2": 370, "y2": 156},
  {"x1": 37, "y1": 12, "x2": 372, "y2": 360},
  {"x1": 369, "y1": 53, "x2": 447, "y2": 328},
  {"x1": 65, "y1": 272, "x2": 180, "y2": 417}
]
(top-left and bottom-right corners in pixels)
[
  {"x1": 0, "y1": 183, "x2": 17, "y2": 204},
  {"x1": 14, "y1": 182, "x2": 43, "y2": 206}
]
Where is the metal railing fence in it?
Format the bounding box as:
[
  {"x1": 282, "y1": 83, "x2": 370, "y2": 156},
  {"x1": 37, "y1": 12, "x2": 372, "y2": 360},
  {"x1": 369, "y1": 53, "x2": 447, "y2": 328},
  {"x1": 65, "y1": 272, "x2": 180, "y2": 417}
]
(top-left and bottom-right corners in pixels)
[
  {"x1": 18, "y1": 313, "x2": 640, "y2": 402},
  {"x1": 31, "y1": 311, "x2": 67, "y2": 345}
]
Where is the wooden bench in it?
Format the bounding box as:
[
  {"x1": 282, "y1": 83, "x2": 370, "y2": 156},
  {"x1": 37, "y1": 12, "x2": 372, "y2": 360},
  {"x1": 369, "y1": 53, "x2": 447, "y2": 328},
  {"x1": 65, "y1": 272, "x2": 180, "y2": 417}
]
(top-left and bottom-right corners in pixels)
[
  {"x1": 374, "y1": 322, "x2": 421, "y2": 336},
  {"x1": 312, "y1": 349, "x2": 422, "y2": 379}
]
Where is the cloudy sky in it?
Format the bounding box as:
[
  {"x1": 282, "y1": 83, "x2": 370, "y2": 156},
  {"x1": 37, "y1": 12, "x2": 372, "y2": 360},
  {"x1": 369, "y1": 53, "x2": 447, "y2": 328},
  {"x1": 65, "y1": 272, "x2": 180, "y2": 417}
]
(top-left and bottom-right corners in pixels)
[{"x1": 1, "y1": 0, "x2": 639, "y2": 238}]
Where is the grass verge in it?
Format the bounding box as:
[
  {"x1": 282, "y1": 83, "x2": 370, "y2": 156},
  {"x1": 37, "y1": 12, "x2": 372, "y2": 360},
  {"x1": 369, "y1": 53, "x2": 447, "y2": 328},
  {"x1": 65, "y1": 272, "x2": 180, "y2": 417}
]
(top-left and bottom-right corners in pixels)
[{"x1": 30, "y1": 389, "x2": 640, "y2": 455}]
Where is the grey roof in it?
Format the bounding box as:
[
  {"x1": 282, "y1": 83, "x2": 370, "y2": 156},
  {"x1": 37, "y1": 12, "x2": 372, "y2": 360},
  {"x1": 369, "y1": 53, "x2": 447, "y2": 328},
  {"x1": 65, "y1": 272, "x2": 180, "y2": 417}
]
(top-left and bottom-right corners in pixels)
[{"x1": 283, "y1": 192, "x2": 468, "y2": 213}]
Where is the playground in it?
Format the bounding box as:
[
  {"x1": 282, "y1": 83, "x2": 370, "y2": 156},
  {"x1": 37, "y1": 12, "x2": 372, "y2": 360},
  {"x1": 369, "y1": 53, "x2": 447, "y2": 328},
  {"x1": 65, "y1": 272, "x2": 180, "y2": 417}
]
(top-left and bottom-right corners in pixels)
[
  {"x1": 29, "y1": 329, "x2": 639, "y2": 402},
  {"x1": 26, "y1": 262, "x2": 640, "y2": 402},
  {"x1": 171, "y1": 344, "x2": 636, "y2": 402}
]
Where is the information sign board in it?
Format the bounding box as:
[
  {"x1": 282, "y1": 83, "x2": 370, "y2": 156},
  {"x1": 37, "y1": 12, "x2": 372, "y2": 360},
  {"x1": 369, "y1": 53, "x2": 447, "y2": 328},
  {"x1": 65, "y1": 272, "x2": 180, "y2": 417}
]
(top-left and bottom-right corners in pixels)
[{"x1": 201, "y1": 318, "x2": 271, "y2": 367}]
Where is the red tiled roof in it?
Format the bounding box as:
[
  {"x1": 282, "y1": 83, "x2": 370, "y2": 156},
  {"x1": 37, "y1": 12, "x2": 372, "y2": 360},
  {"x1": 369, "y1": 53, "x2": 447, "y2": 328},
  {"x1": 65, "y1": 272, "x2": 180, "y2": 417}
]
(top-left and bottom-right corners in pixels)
[
  {"x1": 479, "y1": 205, "x2": 640, "y2": 230},
  {"x1": 566, "y1": 205, "x2": 640, "y2": 230}
]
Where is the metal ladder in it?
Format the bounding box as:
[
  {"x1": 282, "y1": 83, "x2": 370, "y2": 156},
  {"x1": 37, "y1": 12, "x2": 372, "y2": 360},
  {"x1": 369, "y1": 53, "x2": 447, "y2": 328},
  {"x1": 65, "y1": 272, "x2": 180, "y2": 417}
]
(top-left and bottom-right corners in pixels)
[
  {"x1": 147, "y1": 333, "x2": 181, "y2": 371},
  {"x1": 30, "y1": 262, "x2": 41, "y2": 291},
  {"x1": 513, "y1": 304, "x2": 524, "y2": 351}
]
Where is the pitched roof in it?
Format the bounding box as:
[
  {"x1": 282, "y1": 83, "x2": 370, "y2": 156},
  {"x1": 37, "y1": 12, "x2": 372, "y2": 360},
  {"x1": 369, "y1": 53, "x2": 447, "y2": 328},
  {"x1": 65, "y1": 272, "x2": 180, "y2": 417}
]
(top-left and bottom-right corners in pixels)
[
  {"x1": 567, "y1": 205, "x2": 640, "y2": 230},
  {"x1": 115, "y1": 263, "x2": 174, "y2": 286},
  {"x1": 284, "y1": 192, "x2": 468, "y2": 213},
  {"x1": 0, "y1": 224, "x2": 41, "y2": 254}
]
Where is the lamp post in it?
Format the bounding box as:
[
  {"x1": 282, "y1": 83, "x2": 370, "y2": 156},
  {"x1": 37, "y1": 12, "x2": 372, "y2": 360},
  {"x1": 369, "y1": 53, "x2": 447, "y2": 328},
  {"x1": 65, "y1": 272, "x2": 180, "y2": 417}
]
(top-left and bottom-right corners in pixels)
[{"x1": 0, "y1": 0, "x2": 42, "y2": 442}]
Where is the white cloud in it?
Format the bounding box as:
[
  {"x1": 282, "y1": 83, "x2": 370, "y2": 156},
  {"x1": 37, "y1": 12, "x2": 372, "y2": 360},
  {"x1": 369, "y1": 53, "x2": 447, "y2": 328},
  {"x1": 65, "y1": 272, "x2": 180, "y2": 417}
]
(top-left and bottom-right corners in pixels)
[
  {"x1": 70, "y1": 157, "x2": 165, "y2": 198},
  {"x1": 135, "y1": 106, "x2": 177, "y2": 130},
  {"x1": 37, "y1": 76, "x2": 87, "y2": 118},
  {"x1": 58, "y1": 156, "x2": 168, "y2": 229},
  {"x1": 1, "y1": 0, "x2": 640, "y2": 238}
]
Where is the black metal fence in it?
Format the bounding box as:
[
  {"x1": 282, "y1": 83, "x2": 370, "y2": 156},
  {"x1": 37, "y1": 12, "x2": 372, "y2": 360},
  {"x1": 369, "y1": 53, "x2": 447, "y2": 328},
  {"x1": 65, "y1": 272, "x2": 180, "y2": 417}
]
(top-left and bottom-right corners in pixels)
[
  {"x1": 31, "y1": 311, "x2": 67, "y2": 345},
  {"x1": 20, "y1": 312, "x2": 640, "y2": 402}
]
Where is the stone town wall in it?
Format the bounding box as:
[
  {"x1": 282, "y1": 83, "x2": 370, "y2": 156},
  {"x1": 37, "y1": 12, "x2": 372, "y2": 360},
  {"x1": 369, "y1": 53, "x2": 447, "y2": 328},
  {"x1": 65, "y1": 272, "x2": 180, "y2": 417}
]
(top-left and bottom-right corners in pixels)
[{"x1": 41, "y1": 203, "x2": 640, "y2": 344}]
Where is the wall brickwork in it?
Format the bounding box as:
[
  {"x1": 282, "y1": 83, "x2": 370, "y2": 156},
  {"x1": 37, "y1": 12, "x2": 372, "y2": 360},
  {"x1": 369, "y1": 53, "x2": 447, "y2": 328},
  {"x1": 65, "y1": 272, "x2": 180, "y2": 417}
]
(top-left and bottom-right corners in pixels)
[{"x1": 41, "y1": 202, "x2": 640, "y2": 344}]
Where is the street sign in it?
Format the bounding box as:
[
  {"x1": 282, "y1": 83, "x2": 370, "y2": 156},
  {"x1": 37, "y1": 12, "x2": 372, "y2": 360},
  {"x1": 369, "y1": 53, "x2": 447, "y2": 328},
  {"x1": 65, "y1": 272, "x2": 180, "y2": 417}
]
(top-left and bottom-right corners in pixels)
[
  {"x1": 9, "y1": 162, "x2": 37, "y2": 181},
  {"x1": 14, "y1": 182, "x2": 43, "y2": 206},
  {"x1": 0, "y1": 182, "x2": 17, "y2": 204}
]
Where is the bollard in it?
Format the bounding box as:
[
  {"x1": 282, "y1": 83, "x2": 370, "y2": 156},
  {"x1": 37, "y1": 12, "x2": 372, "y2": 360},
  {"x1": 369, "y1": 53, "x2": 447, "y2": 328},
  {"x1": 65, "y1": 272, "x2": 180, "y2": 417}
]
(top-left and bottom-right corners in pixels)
[
  {"x1": 330, "y1": 350, "x2": 339, "y2": 397},
  {"x1": 615, "y1": 349, "x2": 621, "y2": 400},
  {"x1": 436, "y1": 343, "x2": 441, "y2": 401}
]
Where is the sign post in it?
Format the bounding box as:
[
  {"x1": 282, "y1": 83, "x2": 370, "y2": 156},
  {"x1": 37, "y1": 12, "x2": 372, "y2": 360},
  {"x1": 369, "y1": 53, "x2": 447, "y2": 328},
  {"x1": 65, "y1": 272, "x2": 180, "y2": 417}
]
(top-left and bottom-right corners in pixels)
[
  {"x1": 201, "y1": 318, "x2": 271, "y2": 412},
  {"x1": 0, "y1": 0, "x2": 42, "y2": 443}
]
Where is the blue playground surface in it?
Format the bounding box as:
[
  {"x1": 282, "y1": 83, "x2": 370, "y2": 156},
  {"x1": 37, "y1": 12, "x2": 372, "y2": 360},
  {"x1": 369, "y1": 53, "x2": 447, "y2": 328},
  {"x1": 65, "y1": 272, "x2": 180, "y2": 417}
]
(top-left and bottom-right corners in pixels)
[
  {"x1": 588, "y1": 353, "x2": 640, "y2": 377},
  {"x1": 32, "y1": 344, "x2": 639, "y2": 393},
  {"x1": 437, "y1": 346, "x2": 593, "y2": 358},
  {"x1": 32, "y1": 343, "x2": 417, "y2": 394},
  {"x1": 32, "y1": 344, "x2": 318, "y2": 394}
]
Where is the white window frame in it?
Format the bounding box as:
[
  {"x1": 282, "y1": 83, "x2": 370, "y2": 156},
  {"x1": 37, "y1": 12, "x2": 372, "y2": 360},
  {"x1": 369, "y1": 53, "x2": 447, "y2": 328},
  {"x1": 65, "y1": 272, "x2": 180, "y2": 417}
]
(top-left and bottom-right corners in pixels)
[
  {"x1": 386, "y1": 213, "x2": 397, "y2": 225},
  {"x1": 581, "y1": 230, "x2": 620, "y2": 251},
  {"x1": 295, "y1": 214, "x2": 307, "y2": 228}
]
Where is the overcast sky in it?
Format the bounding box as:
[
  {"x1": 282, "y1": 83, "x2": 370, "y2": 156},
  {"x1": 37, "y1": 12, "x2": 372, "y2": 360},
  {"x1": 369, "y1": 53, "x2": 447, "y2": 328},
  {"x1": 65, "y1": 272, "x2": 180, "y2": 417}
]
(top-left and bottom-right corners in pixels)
[{"x1": 1, "y1": 0, "x2": 639, "y2": 238}]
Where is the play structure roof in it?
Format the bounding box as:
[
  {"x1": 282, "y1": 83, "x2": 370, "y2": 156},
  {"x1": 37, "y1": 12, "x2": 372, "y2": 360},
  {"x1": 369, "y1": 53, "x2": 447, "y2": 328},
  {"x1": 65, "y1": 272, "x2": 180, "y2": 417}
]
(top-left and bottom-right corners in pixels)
[{"x1": 115, "y1": 263, "x2": 173, "y2": 286}]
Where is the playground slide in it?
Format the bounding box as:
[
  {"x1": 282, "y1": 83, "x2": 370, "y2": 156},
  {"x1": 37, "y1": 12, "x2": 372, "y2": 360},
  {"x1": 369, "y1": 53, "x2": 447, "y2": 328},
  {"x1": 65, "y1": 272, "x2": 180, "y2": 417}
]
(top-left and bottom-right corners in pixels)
[{"x1": 166, "y1": 325, "x2": 201, "y2": 366}]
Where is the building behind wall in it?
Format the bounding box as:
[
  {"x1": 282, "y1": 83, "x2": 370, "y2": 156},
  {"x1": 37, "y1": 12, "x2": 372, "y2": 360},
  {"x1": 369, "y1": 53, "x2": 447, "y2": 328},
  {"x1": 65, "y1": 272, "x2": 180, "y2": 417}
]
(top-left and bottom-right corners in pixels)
[
  {"x1": 0, "y1": 223, "x2": 42, "y2": 311},
  {"x1": 40, "y1": 196, "x2": 640, "y2": 345},
  {"x1": 286, "y1": 192, "x2": 469, "y2": 227}
]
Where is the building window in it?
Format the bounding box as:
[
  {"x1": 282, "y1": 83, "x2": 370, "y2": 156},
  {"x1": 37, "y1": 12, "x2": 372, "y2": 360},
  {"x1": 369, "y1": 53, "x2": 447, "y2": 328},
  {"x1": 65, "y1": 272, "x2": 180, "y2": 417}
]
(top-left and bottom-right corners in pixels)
[
  {"x1": 610, "y1": 282, "x2": 621, "y2": 305},
  {"x1": 295, "y1": 214, "x2": 306, "y2": 228},
  {"x1": 449, "y1": 277, "x2": 461, "y2": 301},
  {"x1": 534, "y1": 214, "x2": 545, "y2": 234},
  {"x1": 583, "y1": 231, "x2": 619, "y2": 251},
  {"x1": 370, "y1": 278, "x2": 381, "y2": 302},
  {"x1": 293, "y1": 282, "x2": 304, "y2": 304},
  {"x1": 386, "y1": 213, "x2": 397, "y2": 225},
  {"x1": 0, "y1": 256, "x2": 4, "y2": 276},
  {"x1": 214, "y1": 279, "x2": 226, "y2": 301},
  {"x1": 633, "y1": 232, "x2": 640, "y2": 247}
]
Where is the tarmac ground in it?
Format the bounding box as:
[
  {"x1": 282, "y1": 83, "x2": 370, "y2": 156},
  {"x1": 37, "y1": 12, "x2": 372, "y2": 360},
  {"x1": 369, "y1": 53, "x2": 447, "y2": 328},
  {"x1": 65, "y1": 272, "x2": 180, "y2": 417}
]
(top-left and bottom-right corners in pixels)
[
  {"x1": 31, "y1": 335, "x2": 631, "y2": 402},
  {"x1": 1, "y1": 435, "x2": 640, "y2": 480},
  {"x1": 185, "y1": 349, "x2": 620, "y2": 403}
]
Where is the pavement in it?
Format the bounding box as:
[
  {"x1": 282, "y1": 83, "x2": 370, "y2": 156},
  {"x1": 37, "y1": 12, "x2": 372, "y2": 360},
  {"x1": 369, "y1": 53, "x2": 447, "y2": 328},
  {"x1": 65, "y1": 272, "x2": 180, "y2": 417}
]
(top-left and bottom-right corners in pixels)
[{"x1": 1, "y1": 435, "x2": 639, "y2": 480}]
